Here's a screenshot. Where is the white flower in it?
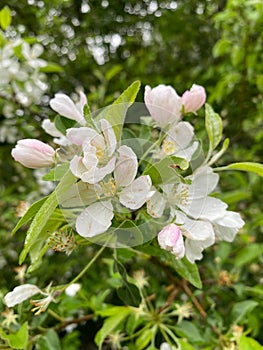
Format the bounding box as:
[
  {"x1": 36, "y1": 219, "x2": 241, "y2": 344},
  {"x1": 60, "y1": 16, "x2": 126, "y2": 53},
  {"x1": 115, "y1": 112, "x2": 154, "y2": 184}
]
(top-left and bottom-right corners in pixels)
[
  {"x1": 161, "y1": 121, "x2": 198, "y2": 161},
  {"x1": 65, "y1": 283, "x2": 81, "y2": 297},
  {"x1": 4, "y1": 284, "x2": 41, "y2": 307},
  {"x1": 22, "y1": 43, "x2": 47, "y2": 69},
  {"x1": 144, "y1": 84, "x2": 182, "y2": 128},
  {"x1": 50, "y1": 91, "x2": 87, "y2": 125},
  {"x1": 74, "y1": 146, "x2": 152, "y2": 238},
  {"x1": 68, "y1": 119, "x2": 117, "y2": 184}
]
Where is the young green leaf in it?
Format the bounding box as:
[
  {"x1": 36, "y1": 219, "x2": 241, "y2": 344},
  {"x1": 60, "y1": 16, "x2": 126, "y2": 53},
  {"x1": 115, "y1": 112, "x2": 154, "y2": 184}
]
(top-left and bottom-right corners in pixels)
[
  {"x1": 231, "y1": 300, "x2": 258, "y2": 324},
  {"x1": 0, "y1": 6, "x2": 12, "y2": 30},
  {"x1": 97, "y1": 80, "x2": 141, "y2": 141},
  {"x1": 205, "y1": 104, "x2": 223, "y2": 150},
  {"x1": 215, "y1": 162, "x2": 263, "y2": 177},
  {"x1": 12, "y1": 197, "x2": 47, "y2": 235},
  {"x1": 0, "y1": 322, "x2": 28, "y2": 349},
  {"x1": 238, "y1": 335, "x2": 263, "y2": 350},
  {"x1": 19, "y1": 170, "x2": 76, "y2": 264}
]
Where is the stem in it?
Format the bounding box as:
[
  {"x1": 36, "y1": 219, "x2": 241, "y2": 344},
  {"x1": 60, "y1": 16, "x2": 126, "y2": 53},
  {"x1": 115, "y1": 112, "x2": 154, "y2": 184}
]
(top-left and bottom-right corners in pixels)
[
  {"x1": 48, "y1": 309, "x2": 65, "y2": 322},
  {"x1": 59, "y1": 243, "x2": 107, "y2": 293}
]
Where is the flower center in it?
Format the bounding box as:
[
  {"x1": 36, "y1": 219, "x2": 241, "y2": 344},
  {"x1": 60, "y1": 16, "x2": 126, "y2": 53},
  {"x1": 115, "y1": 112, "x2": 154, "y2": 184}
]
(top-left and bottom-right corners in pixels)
[{"x1": 162, "y1": 140, "x2": 177, "y2": 155}]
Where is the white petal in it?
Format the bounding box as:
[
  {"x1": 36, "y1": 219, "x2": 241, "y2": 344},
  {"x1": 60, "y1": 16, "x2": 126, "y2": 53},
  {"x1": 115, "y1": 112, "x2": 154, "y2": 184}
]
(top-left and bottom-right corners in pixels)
[
  {"x1": 70, "y1": 156, "x2": 87, "y2": 178},
  {"x1": 175, "y1": 141, "x2": 198, "y2": 162},
  {"x1": 67, "y1": 127, "x2": 99, "y2": 146},
  {"x1": 50, "y1": 93, "x2": 85, "y2": 125},
  {"x1": 114, "y1": 145, "x2": 138, "y2": 188},
  {"x1": 81, "y1": 157, "x2": 116, "y2": 184},
  {"x1": 182, "y1": 197, "x2": 227, "y2": 221},
  {"x1": 176, "y1": 211, "x2": 214, "y2": 241},
  {"x1": 42, "y1": 119, "x2": 62, "y2": 138},
  {"x1": 32, "y1": 44, "x2": 44, "y2": 58},
  {"x1": 75, "y1": 91, "x2": 87, "y2": 114},
  {"x1": 82, "y1": 144, "x2": 98, "y2": 169},
  {"x1": 147, "y1": 190, "x2": 166, "y2": 218},
  {"x1": 185, "y1": 234, "x2": 215, "y2": 263},
  {"x1": 213, "y1": 211, "x2": 245, "y2": 242},
  {"x1": 189, "y1": 166, "x2": 219, "y2": 198},
  {"x1": 65, "y1": 283, "x2": 81, "y2": 297},
  {"x1": 119, "y1": 175, "x2": 152, "y2": 210},
  {"x1": 100, "y1": 119, "x2": 117, "y2": 156},
  {"x1": 4, "y1": 284, "x2": 41, "y2": 307},
  {"x1": 76, "y1": 201, "x2": 114, "y2": 237},
  {"x1": 167, "y1": 121, "x2": 194, "y2": 150}
]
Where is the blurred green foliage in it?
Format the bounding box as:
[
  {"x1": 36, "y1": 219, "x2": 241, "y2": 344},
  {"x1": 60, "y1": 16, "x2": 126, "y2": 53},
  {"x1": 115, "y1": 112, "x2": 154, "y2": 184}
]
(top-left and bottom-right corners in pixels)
[{"x1": 0, "y1": 0, "x2": 262, "y2": 349}]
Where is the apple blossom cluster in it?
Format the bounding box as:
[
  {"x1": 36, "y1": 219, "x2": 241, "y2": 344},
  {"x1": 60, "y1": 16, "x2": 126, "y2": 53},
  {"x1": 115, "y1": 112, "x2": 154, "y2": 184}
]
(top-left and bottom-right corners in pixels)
[
  {"x1": 0, "y1": 36, "x2": 48, "y2": 143},
  {"x1": 11, "y1": 83, "x2": 245, "y2": 265}
]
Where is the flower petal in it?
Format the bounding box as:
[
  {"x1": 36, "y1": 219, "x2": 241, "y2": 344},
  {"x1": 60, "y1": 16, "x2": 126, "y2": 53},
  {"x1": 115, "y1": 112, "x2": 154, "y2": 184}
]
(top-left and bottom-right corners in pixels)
[
  {"x1": 76, "y1": 201, "x2": 114, "y2": 237},
  {"x1": 185, "y1": 234, "x2": 214, "y2": 263},
  {"x1": 67, "y1": 127, "x2": 99, "y2": 146},
  {"x1": 147, "y1": 189, "x2": 166, "y2": 218},
  {"x1": 69, "y1": 156, "x2": 87, "y2": 178},
  {"x1": 166, "y1": 121, "x2": 194, "y2": 150},
  {"x1": 213, "y1": 211, "x2": 245, "y2": 242},
  {"x1": 114, "y1": 145, "x2": 138, "y2": 188},
  {"x1": 100, "y1": 119, "x2": 117, "y2": 156},
  {"x1": 50, "y1": 93, "x2": 85, "y2": 125},
  {"x1": 119, "y1": 175, "x2": 152, "y2": 210},
  {"x1": 4, "y1": 284, "x2": 41, "y2": 308},
  {"x1": 75, "y1": 91, "x2": 87, "y2": 115},
  {"x1": 81, "y1": 157, "x2": 116, "y2": 184},
  {"x1": 144, "y1": 85, "x2": 182, "y2": 128}
]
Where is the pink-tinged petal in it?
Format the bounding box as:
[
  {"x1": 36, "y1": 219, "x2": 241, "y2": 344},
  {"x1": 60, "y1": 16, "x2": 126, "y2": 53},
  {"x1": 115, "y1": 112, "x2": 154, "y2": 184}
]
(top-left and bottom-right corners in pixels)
[
  {"x1": 11, "y1": 139, "x2": 55, "y2": 169},
  {"x1": 76, "y1": 201, "x2": 114, "y2": 238},
  {"x1": 182, "y1": 84, "x2": 206, "y2": 113},
  {"x1": 81, "y1": 157, "x2": 116, "y2": 184},
  {"x1": 157, "y1": 224, "x2": 185, "y2": 259},
  {"x1": 119, "y1": 175, "x2": 152, "y2": 210},
  {"x1": 100, "y1": 119, "x2": 117, "y2": 156},
  {"x1": 50, "y1": 93, "x2": 85, "y2": 125},
  {"x1": 147, "y1": 190, "x2": 166, "y2": 218},
  {"x1": 213, "y1": 211, "x2": 245, "y2": 242},
  {"x1": 70, "y1": 156, "x2": 87, "y2": 178},
  {"x1": 4, "y1": 284, "x2": 41, "y2": 307},
  {"x1": 144, "y1": 84, "x2": 182, "y2": 128},
  {"x1": 114, "y1": 145, "x2": 138, "y2": 188},
  {"x1": 67, "y1": 127, "x2": 99, "y2": 146}
]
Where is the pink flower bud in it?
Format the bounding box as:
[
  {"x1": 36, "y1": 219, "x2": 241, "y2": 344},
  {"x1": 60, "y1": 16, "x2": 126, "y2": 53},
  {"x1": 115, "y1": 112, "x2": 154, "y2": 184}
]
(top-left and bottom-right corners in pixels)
[
  {"x1": 144, "y1": 85, "x2": 182, "y2": 128},
  {"x1": 11, "y1": 139, "x2": 55, "y2": 169},
  {"x1": 158, "y1": 224, "x2": 185, "y2": 259},
  {"x1": 182, "y1": 84, "x2": 206, "y2": 113}
]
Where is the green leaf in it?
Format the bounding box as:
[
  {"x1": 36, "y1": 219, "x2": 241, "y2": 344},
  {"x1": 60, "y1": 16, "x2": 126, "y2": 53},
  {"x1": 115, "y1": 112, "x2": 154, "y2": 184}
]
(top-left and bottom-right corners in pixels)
[
  {"x1": 95, "y1": 307, "x2": 131, "y2": 349},
  {"x1": 175, "y1": 321, "x2": 203, "y2": 344},
  {"x1": 117, "y1": 283, "x2": 141, "y2": 307},
  {"x1": 170, "y1": 256, "x2": 202, "y2": 289},
  {"x1": 0, "y1": 322, "x2": 28, "y2": 349},
  {"x1": 234, "y1": 243, "x2": 263, "y2": 267},
  {"x1": 19, "y1": 171, "x2": 76, "y2": 264},
  {"x1": 205, "y1": 104, "x2": 223, "y2": 150},
  {"x1": 36, "y1": 329, "x2": 61, "y2": 350},
  {"x1": 238, "y1": 335, "x2": 263, "y2": 350},
  {"x1": 105, "y1": 64, "x2": 122, "y2": 81},
  {"x1": 12, "y1": 197, "x2": 47, "y2": 235},
  {"x1": 143, "y1": 156, "x2": 188, "y2": 185},
  {"x1": 99, "y1": 81, "x2": 141, "y2": 142},
  {"x1": 39, "y1": 63, "x2": 63, "y2": 73},
  {"x1": 216, "y1": 162, "x2": 263, "y2": 177},
  {"x1": 42, "y1": 163, "x2": 69, "y2": 181},
  {"x1": 231, "y1": 300, "x2": 258, "y2": 324},
  {"x1": 0, "y1": 6, "x2": 12, "y2": 30},
  {"x1": 83, "y1": 103, "x2": 92, "y2": 124},
  {"x1": 54, "y1": 116, "x2": 76, "y2": 135},
  {"x1": 135, "y1": 328, "x2": 153, "y2": 350}
]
